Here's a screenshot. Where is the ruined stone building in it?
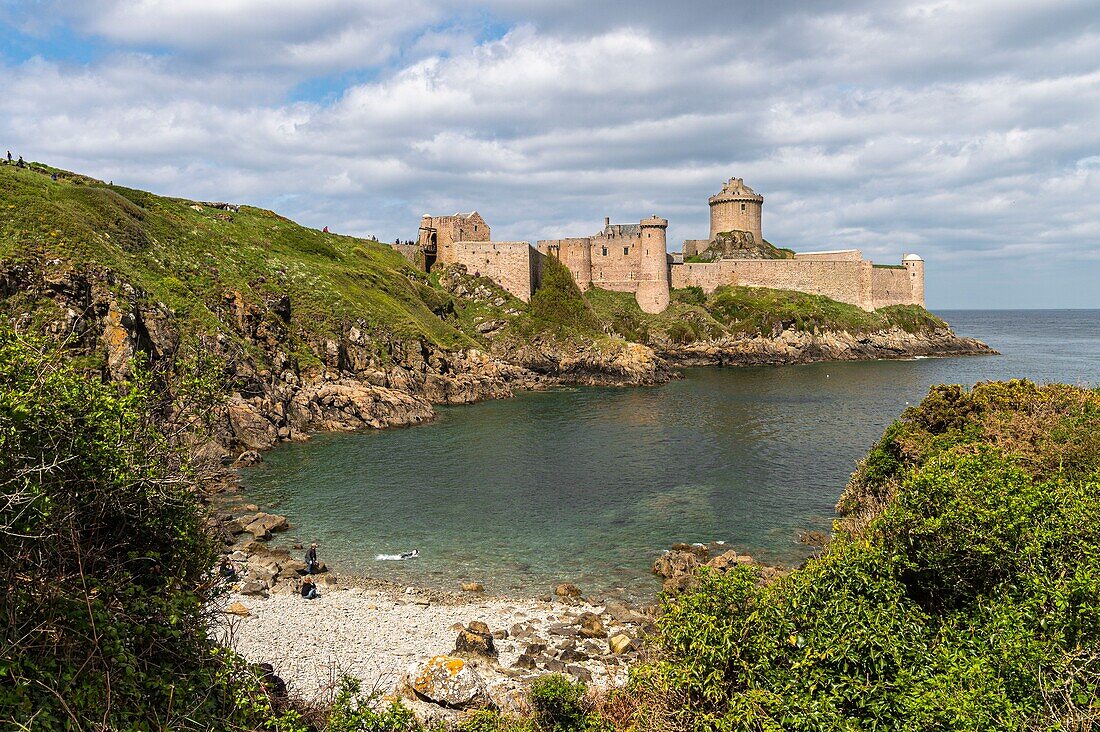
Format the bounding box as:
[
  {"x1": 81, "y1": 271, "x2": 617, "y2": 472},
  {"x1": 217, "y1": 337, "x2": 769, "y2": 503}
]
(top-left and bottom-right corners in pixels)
[{"x1": 400, "y1": 177, "x2": 926, "y2": 313}]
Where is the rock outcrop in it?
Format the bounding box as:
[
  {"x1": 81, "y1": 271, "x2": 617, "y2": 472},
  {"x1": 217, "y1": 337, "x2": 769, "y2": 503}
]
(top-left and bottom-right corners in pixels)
[{"x1": 660, "y1": 326, "x2": 994, "y2": 367}]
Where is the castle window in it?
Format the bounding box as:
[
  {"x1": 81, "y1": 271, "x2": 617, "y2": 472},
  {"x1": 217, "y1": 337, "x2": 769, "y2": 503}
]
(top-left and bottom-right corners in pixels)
[
  {"x1": 623, "y1": 247, "x2": 629, "y2": 256},
  {"x1": 741, "y1": 203, "x2": 746, "y2": 211},
  {"x1": 602, "y1": 247, "x2": 608, "y2": 256}
]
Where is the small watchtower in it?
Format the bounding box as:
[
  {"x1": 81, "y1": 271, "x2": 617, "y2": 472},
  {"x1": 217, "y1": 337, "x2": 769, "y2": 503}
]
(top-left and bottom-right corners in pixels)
[{"x1": 708, "y1": 177, "x2": 764, "y2": 244}]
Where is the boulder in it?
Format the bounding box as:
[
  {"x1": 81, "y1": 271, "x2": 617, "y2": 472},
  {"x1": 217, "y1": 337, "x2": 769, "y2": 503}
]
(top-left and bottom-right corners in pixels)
[
  {"x1": 224, "y1": 601, "x2": 251, "y2": 617},
  {"x1": 455, "y1": 623, "x2": 497, "y2": 658},
  {"x1": 652, "y1": 550, "x2": 699, "y2": 579},
  {"x1": 461, "y1": 582, "x2": 485, "y2": 592},
  {"x1": 541, "y1": 658, "x2": 566, "y2": 673},
  {"x1": 242, "y1": 512, "x2": 290, "y2": 539},
  {"x1": 512, "y1": 654, "x2": 537, "y2": 670},
  {"x1": 236, "y1": 450, "x2": 263, "y2": 466},
  {"x1": 706, "y1": 550, "x2": 753, "y2": 572},
  {"x1": 578, "y1": 612, "x2": 605, "y2": 639},
  {"x1": 239, "y1": 580, "x2": 269, "y2": 597},
  {"x1": 408, "y1": 655, "x2": 491, "y2": 709},
  {"x1": 555, "y1": 582, "x2": 581, "y2": 598},
  {"x1": 609, "y1": 633, "x2": 635, "y2": 655},
  {"x1": 567, "y1": 665, "x2": 593, "y2": 683},
  {"x1": 603, "y1": 600, "x2": 650, "y2": 625}
]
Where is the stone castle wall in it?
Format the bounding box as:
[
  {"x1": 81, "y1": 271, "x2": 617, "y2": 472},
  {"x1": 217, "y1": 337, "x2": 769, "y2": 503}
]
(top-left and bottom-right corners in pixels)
[
  {"x1": 871, "y1": 266, "x2": 916, "y2": 308},
  {"x1": 450, "y1": 241, "x2": 537, "y2": 302},
  {"x1": 672, "y1": 259, "x2": 876, "y2": 310},
  {"x1": 671, "y1": 256, "x2": 923, "y2": 311},
  {"x1": 794, "y1": 250, "x2": 863, "y2": 262}
]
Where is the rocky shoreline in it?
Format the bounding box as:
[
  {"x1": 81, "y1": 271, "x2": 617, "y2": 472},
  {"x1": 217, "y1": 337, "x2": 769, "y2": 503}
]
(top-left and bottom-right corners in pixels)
[
  {"x1": 658, "y1": 326, "x2": 996, "y2": 367},
  {"x1": 211, "y1": 534, "x2": 779, "y2": 721}
]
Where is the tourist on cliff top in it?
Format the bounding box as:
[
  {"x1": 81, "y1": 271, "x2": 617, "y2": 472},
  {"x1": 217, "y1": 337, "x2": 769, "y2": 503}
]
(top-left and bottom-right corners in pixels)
[
  {"x1": 5, "y1": 151, "x2": 10, "y2": 164},
  {"x1": 16, "y1": 156, "x2": 24, "y2": 168},
  {"x1": 300, "y1": 575, "x2": 318, "y2": 600},
  {"x1": 305, "y1": 542, "x2": 319, "y2": 574}
]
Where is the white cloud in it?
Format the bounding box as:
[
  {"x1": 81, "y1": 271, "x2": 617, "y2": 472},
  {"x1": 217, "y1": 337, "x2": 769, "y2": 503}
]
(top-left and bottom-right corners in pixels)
[{"x1": 1, "y1": 0, "x2": 1099, "y2": 306}]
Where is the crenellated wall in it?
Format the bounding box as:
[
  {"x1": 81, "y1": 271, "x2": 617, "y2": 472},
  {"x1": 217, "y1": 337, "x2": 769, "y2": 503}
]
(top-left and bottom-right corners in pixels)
[
  {"x1": 671, "y1": 255, "x2": 923, "y2": 311},
  {"x1": 671, "y1": 259, "x2": 874, "y2": 310}
]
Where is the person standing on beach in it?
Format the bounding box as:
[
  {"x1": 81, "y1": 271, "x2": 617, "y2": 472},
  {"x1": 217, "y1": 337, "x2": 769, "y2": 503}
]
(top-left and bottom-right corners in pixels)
[{"x1": 305, "y1": 542, "x2": 319, "y2": 574}]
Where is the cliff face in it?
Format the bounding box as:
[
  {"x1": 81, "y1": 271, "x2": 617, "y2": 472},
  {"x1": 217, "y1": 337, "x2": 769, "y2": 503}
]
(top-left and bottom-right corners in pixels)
[{"x1": 2, "y1": 260, "x2": 669, "y2": 461}]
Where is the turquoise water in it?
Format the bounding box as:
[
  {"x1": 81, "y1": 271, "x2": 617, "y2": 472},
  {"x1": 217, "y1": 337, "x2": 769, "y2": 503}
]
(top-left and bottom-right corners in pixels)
[{"x1": 240, "y1": 311, "x2": 1100, "y2": 600}]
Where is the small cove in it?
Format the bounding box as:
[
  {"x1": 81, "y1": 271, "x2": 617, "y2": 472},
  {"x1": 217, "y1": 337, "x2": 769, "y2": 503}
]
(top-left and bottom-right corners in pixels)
[{"x1": 240, "y1": 311, "x2": 1100, "y2": 601}]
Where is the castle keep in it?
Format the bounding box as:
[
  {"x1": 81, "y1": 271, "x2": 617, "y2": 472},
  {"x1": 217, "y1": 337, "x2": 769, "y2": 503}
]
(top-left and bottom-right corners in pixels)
[{"x1": 404, "y1": 178, "x2": 925, "y2": 313}]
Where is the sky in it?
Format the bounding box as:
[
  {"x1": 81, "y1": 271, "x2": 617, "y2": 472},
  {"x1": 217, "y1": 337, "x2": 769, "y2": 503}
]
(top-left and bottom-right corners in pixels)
[{"x1": 1, "y1": 1, "x2": 1099, "y2": 308}]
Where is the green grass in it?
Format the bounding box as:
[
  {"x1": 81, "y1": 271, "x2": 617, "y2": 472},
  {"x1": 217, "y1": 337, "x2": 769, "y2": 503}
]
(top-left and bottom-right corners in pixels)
[
  {"x1": 0, "y1": 164, "x2": 478, "y2": 365},
  {"x1": 587, "y1": 284, "x2": 947, "y2": 344}
]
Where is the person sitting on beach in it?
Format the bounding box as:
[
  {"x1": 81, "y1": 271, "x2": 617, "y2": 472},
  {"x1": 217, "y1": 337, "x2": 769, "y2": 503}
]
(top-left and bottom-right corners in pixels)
[
  {"x1": 305, "y1": 542, "x2": 319, "y2": 574},
  {"x1": 300, "y1": 575, "x2": 318, "y2": 600},
  {"x1": 219, "y1": 557, "x2": 236, "y2": 579}
]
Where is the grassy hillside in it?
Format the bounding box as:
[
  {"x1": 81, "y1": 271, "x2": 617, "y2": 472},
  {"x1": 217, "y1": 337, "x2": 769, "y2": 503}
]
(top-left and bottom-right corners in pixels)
[
  {"x1": 588, "y1": 284, "x2": 947, "y2": 346},
  {"x1": 0, "y1": 163, "x2": 472, "y2": 358}
]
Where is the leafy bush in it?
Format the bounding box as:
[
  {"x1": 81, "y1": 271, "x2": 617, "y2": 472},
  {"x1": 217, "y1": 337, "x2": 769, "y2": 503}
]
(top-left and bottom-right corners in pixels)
[
  {"x1": 632, "y1": 381, "x2": 1100, "y2": 730},
  {"x1": 527, "y1": 674, "x2": 590, "y2": 732},
  {"x1": 324, "y1": 677, "x2": 422, "y2": 732},
  {"x1": 0, "y1": 327, "x2": 269, "y2": 730}
]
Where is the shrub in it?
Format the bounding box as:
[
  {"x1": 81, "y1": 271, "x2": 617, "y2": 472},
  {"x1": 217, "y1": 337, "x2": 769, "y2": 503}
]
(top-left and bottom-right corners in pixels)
[
  {"x1": 527, "y1": 674, "x2": 590, "y2": 732},
  {"x1": 0, "y1": 328, "x2": 263, "y2": 730},
  {"x1": 530, "y1": 257, "x2": 599, "y2": 333},
  {"x1": 632, "y1": 381, "x2": 1100, "y2": 730},
  {"x1": 324, "y1": 677, "x2": 422, "y2": 732}
]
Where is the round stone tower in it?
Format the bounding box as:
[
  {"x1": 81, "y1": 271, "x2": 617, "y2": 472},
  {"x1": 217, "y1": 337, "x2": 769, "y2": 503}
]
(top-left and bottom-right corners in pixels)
[
  {"x1": 903, "y1": 253, "x2": 925, "y2": 307},
  {"x1": 635, "y1": 215, "x2": 670, "y2": 314},
  {"x1": 709, "y1": 177, "x2": 764, "y2": 244}
]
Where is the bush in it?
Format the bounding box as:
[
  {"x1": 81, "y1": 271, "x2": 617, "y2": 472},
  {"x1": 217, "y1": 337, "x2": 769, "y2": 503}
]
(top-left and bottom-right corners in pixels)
[
  {"x1": 527, "y1": 674, "x2": 590, "y2": 732},
  {"x1": 0, "y1": 328, "x2": 267, "y2": 730},
  {"x1": 632, "y1": 381, "x2": 1100, "y2": 730},
  {"x1": 324, "y1": 677, "x2": 422, "y2": 732}
]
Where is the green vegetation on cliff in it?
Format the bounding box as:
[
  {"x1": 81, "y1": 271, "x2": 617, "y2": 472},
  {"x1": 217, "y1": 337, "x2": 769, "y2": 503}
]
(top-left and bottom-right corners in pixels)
[
  {"x1": 630, "y1": 380, "x2": 1100, "y2": 730},
  {"x1": 0, "y1": 163, "x2": 472, "y2": 359},
  {"x1": 587, "y1": 285, "x2": 946, "y2": 346}
]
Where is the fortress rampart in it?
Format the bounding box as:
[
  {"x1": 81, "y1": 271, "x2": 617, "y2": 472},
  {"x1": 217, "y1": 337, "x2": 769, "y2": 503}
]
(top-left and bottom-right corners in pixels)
[{"x1": 400, "y1": 177, "x2": 926, "y2": 314}]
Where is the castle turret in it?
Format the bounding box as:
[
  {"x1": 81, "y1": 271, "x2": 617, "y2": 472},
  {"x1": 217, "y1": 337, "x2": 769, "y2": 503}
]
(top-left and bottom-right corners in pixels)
[
  {"x1": 709, "y1": 177, "x2": 763, "y2": 244},
  {"x1": 903, "y1": 253, "x2": 925, "y2": 307},
  {"x1": 635, "y1": 215, "x2": 670, "y2": 314}
]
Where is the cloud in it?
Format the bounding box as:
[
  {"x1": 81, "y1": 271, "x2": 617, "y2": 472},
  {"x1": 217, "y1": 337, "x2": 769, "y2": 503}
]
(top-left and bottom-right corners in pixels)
[{"x1": 1, "y1": 0, "x2": 1099, "y2": 307}]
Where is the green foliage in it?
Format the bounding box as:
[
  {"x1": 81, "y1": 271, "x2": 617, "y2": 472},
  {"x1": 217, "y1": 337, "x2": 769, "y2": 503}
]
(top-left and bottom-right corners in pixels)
[
  {"x1": 527, "y1": 674, "x2": 590, "y2": 732},
  {"x1": 633, "y1": 380, "x2": 1100, "y2": 730},
  {"x1": 0, "y1": 327, "x2": 272, "y2": 730},
  {"x1": 0, "y1": 163, "x2": 478, "y2": 358},
  {"x1": 528, "y1": 257, "x2": 600, "y2": 334},
  {"x1": 670, "y1": 286, "x2": 706, "y2": 307},
  {"x1": 324, "y1": 677, "x2": 422, "y2": 732}
]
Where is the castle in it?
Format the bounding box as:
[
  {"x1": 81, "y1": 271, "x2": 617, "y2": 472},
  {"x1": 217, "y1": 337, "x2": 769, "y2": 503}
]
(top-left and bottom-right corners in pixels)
[{"x1": 406, "y1": 178, "x2": 925, "y2": 314}]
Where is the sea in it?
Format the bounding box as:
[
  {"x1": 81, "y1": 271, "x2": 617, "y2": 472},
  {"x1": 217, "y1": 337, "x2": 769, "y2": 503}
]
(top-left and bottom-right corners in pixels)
[{"x1": 239, "y1": 310, "x2": 1100, "y2": 600}]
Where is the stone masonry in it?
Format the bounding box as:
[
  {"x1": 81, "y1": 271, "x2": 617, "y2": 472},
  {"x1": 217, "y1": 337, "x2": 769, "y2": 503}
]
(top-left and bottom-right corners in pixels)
[{"x1": 396, "y1": 178, "x2": 926, "y2": 313}]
